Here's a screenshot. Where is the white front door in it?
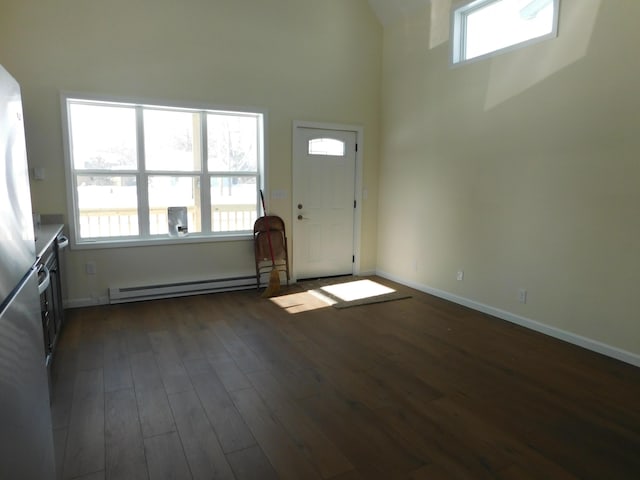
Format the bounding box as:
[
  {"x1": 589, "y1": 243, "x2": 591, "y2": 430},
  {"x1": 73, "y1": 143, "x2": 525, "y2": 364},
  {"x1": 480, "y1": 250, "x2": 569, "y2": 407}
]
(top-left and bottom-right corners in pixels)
[{"x1": 293, "y1": 127, "x2": 357, "y2": 279}]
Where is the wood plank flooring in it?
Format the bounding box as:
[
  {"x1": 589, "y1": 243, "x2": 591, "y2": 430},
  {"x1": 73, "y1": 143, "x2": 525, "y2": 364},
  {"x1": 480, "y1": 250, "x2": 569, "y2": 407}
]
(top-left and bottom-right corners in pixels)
[{"x1": 50, "y1": 276, "x2": 640, "y2": 479}]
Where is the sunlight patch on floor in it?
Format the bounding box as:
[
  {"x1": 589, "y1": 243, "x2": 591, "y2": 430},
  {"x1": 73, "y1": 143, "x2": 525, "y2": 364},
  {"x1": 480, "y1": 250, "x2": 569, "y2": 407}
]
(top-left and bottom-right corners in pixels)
[
  {"x1": 319, "y1": 279, "x2": 395, "y2": 302},
  {"x1": 270, "y1": 279, "x2": 395, "y2": 314},
  {"x1": 269, "y1": 290, "x2": 335, "y2": 314}
]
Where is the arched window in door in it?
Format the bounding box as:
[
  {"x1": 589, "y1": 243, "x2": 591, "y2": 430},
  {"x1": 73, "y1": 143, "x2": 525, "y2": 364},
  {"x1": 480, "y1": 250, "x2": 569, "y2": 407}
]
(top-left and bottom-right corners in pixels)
[{"x1": 308, "y1": 137, "x2": 345, "y2": 156}]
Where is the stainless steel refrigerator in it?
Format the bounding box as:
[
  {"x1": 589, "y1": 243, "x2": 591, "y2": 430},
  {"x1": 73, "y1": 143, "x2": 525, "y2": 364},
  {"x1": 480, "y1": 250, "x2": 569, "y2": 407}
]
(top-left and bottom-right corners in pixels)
[{"x1": 0, "y1": 64, "x2": 56, "y2": 479}]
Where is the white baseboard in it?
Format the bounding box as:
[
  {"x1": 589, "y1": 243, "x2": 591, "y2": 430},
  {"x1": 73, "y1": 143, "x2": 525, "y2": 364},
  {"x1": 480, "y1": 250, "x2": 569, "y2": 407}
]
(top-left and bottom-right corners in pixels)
[
  {"x1": 358, "y1": 269, "x2": 377, "y2": 277},
  {"x1": 376, "y1": 270, "x2": 640, "y2": 368},
  {"x1": 64, "y1": 296, "x2": 109, "y2": 308}
]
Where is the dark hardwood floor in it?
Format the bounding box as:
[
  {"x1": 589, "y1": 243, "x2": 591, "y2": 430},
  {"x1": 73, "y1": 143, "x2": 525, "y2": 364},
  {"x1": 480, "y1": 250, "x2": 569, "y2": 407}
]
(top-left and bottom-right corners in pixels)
[{"x1": 50, "y1": 276, "x2": 640, "y2": 479}]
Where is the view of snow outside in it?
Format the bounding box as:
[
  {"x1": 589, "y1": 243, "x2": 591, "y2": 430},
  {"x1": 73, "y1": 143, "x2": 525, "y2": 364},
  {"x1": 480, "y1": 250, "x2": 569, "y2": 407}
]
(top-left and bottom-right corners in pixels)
[
  {"x1": 207, "y1": 114, "x2": 258, "y2": 172},
  {"x1": 70, "y1": 101, "x2": 260, "y2": 238},
  {"x1": 144, "y1": 109, "x2": 200, "y2": 171},
  {"x1": 70, "y1": 103, "x2": 137, "y2": 170}
]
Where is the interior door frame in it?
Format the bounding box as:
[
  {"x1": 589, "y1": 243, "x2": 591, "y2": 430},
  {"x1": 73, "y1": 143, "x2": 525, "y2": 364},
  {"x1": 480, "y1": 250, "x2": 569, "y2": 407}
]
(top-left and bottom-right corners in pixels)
[{"x1": 292, "y1": 120, "x2": 364, "y2": 282}]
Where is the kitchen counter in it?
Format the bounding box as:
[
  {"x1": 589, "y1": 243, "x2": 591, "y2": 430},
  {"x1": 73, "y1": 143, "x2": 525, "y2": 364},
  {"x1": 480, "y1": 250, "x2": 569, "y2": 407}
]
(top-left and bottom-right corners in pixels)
[{"x1": 35, "y1": 224, "x2": 64, "y2": 260}]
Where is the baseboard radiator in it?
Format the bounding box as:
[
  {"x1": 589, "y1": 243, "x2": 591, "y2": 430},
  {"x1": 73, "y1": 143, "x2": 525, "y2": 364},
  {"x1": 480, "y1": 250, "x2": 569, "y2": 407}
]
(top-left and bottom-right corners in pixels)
[{"x1": 109, "y1": 275, "x2": 257, "y2": 304}]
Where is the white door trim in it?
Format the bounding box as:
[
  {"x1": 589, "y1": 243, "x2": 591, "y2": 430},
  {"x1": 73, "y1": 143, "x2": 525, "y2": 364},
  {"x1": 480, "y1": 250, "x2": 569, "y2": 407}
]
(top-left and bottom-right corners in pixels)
[{"x1": 292, "y1": 120, "x2": 364, "y2": 282}]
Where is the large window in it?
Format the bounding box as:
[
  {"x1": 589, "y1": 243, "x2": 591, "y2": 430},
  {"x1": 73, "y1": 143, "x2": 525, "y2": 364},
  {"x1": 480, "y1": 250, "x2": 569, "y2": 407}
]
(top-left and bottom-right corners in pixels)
[
  {"x1": 62, "y1": 96, "x2": 264, "y2": 247},
  {"x1": 451, "y1": 0, "x2": 559, "y2": 65}
]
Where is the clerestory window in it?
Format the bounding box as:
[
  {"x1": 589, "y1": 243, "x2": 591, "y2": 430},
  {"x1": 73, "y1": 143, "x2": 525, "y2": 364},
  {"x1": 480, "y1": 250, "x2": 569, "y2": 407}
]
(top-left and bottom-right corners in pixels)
[{"x1": 451, "y1": 0, "x2": 560, "y2": 65}]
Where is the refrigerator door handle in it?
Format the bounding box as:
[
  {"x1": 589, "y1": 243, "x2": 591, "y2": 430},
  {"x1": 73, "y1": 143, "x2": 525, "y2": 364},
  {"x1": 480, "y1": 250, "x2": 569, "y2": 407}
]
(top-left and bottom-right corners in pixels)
[{"x1": 37, "y1": 267, "x2": 50, "y2": 295}]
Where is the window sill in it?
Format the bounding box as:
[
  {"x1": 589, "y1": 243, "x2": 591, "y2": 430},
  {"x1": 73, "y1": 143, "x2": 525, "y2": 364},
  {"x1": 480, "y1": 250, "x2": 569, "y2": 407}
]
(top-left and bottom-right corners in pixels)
[{"x1": 70, "y1": 232, "x2": 254, "y2": 250}]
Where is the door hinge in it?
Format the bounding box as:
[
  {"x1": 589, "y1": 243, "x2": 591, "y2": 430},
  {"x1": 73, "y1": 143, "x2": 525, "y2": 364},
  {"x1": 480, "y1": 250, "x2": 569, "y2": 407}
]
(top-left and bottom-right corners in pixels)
[
  {"x1": 352, "y1": 255, "x2": 355, "y2": 263},
  {"x1": 354, "y1": 200, "x2": 357, "y2": 208},
  {"x1": 355, "y1": 143, "x2": 358, "y2": 152}
]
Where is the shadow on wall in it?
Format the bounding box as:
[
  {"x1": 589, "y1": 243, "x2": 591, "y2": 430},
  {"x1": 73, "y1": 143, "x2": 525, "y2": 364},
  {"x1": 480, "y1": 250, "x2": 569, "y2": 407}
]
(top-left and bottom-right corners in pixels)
[
  {"x1": 484, "y1": 0, "x2": 601, "y2": 109},
  {"x1": 426, "y1": 0, "x2": 602, "y2": 110},
  {"x1": 429, "y1": 0, "x2": 453, "y2": 49}
]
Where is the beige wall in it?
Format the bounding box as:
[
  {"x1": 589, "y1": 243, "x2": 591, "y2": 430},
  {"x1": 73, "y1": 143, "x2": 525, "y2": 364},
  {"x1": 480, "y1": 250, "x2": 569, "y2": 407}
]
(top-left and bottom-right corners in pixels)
[
  {"x1": 0, "y1": 0, "x2": 382, "y2": 302},
  {"x1": 377, "y1": 0, "x2": 640, "y2": 358}
]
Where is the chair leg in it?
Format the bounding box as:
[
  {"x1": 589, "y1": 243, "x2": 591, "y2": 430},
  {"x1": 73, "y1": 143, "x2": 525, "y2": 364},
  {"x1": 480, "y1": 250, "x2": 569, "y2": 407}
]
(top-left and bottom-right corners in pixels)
[{"x1": 254, "y1": 236, "x2": 261, "y2": 289}]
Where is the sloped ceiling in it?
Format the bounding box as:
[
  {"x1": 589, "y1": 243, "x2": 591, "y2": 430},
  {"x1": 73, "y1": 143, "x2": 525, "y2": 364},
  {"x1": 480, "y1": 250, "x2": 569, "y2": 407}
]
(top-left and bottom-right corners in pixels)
[{"x1": 368, "y1": 0, "x2": 431, "y2": 26}]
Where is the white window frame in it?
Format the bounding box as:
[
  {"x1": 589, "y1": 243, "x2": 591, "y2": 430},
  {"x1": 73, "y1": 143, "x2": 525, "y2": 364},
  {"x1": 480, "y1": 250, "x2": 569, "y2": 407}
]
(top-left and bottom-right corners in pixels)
[
  {"x1": 451, "y1": 0, "x2": 560, "y2": 66},
  {"x1": 60, "y1": 93, "x2": 267, "y2": 249}
]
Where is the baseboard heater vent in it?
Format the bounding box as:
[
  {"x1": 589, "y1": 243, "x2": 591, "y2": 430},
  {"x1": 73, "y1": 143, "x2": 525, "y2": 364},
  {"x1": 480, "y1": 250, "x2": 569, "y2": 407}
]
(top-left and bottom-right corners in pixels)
[{"x1": 109, "y1": 275, "x2": 256, "y2": 304}]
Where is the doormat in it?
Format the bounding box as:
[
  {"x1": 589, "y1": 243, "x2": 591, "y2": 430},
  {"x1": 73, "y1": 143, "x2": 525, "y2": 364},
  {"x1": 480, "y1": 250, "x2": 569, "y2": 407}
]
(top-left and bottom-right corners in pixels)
[{"x1": 332, "y1": 291, "x2": 411, "y2": 309}]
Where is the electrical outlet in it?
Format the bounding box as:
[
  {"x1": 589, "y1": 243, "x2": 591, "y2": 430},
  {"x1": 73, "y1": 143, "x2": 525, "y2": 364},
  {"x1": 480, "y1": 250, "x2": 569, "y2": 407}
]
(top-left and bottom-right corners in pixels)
[
  {"x1": 457, "y1": 270, "x2": 464, "y2": 281},
  {"x1": 85, "y1": 261, "x2": 96, "y2": 275},
  {"x1": 518, "y1": 288, "x2": 527, "y2": 304}
]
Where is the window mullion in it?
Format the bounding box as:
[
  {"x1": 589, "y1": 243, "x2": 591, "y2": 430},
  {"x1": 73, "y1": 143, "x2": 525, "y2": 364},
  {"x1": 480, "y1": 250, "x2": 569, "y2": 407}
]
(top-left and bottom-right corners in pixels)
[
  {"x1": 200, "y1": 112, "x2": 212, "y2": 233},
  {"x1": 461, "y1": 11, "x2": 469, "y2": 61},
  {"x1": 136, "y1": 106, "x2": 150, "y2": 237},
  {"x1": 257, "y1": 114, "x2": 264, "y2": 217}
]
